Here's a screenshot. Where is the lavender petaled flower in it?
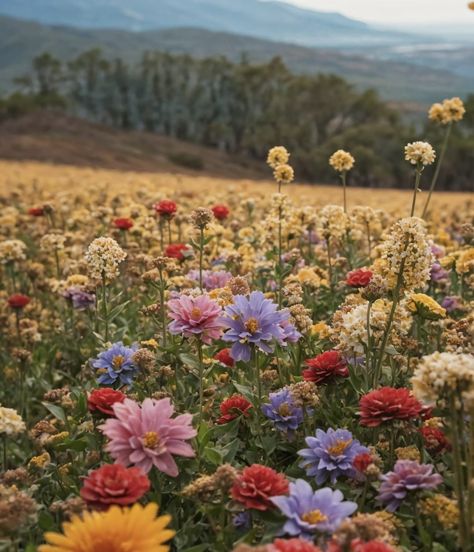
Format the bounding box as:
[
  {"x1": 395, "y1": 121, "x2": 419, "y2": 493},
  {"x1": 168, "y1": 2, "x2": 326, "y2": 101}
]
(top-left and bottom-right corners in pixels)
[
  {"x1": 92, "y1": 341, "x2": 139, "y2": 386},
  {"x1": 377, "y1": 460, "x2": 443, "y2": 512},
  {"x1": 186, "y1": 269, "x2": 232, "y2": 291},
  {"x1": 271, "y1": 479, "x2": 357, "y2": 540},
  {"x1": 298, "y1": 428, "x2": 369, "y2": 485},
  {"x1": 262, "y1": 388, "x2": 304, "y2": 436},
  {"x1": 62, "y1": 286, "x2": 96, "y2": 310},
  {"x1": 441, "y1": 295, "x2": 462, "y2": 313},
  {"x1": 430, "y1": 262, "x2": 449, "y2": 283},
  {"x1": 220, "y1": 291, "x2": 300, "y2": 362},
  {"x1": 232, "y1": 511, "x2": 251, "y2": 530}
]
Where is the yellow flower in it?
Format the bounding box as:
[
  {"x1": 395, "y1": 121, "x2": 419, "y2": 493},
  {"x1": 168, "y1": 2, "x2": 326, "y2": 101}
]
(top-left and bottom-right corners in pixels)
[
  {"x1": 267, "y1": 146, "x2": 290, "y2": 169},
  {"x1": 329, "y1": 150, "x2": 355, "y2": 172},
  {"x1": 273, "y1": 164, "x2": 294, "y2": 185},
  {"x1": 39, "y1": 503, "x2": 174, "y2": 552},
  {"x1": 407, "y1": 293, "x2": 446, "y2": 320},
  {"x1": 456, "y1": 248, "x2": 474, "y2": 274},
  {"x1": 311, "y1": 322, "x2": 330, "y2": 339}
]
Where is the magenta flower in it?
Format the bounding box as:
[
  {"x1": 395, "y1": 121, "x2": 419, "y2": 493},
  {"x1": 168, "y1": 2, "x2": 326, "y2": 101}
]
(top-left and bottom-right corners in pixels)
[
  {"x1": 167, "y1": 294, "x2": 224, "y2": 344},
  {"x1": 100, "y1": 398, "x2": 197, "y2": 476}
]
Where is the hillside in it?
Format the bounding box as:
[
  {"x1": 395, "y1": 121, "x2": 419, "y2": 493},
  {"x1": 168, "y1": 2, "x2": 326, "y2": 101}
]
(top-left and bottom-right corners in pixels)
[
  {"x1": 0, "y1": 111, "x2": 267, "y2": 178},
  {"x1": 1, "y1": 16, "x2": 472, "y2": 103}
]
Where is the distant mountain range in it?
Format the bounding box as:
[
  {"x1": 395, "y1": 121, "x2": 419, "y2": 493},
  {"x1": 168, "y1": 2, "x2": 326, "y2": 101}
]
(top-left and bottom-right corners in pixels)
[
  {"x1": 0, "y1": 0, "x2": 413, "y2": 47},
  {"x1": 1, "y1": 15, "x2": 473, "y2": 105}
]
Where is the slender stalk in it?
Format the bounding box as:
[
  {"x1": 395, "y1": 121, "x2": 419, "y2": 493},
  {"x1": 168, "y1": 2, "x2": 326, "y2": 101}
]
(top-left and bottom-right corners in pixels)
[
  {"x1": 158, "y1": 268, "x2": 167, "y2": 347},
  {"x1": 410, "y1": 164, "x2": 423, "y2": 217},
  {"x1": 101, "y1": 273, "x2": 109, "y2": 342},
  {"x1": 167, "y1": 219, "x2": 172, "y2": 245},
  {"x1": 341, "y1": 171, "x2": 347, "y2": 213},
  {"x1": 326, "y1": 236, "x2": 334, "y2": 293},
  {"x1": 422, "y1": 122, "x2": 453, "y2": 219},
  {"x1": 365, "y1": 301, "x2": 372, "y2": 386},
  {"x1": 198, "y1": 227, "x2": 204, "y2": 292},
  {"x1": 2, "y1": 435, "x2": 7, "y2": 472},
  {"x1": 197, "y1": 340, "x2": 204, "y2": 425},
  {"x1": 277, "y1": 204, "x2": 283, "y2": 308}
]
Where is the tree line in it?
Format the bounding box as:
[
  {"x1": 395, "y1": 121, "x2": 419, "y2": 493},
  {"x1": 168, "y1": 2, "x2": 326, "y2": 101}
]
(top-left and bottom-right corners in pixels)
[{"x1": 2, "y1": 49, "x2": 473, "y2": 190}]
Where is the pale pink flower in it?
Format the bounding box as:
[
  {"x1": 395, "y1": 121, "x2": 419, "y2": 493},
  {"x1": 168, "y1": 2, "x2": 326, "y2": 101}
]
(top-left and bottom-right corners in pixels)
[
  {"x1": 167, "y1": 293, "x2": 224, "y2": 344},
  {"x1": 100, "y1": 398, "x2": 196, "y2": 476}
]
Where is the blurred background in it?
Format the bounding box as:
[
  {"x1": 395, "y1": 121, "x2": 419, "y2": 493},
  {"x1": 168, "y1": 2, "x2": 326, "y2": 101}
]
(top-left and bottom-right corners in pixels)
[{"x1": 0, "y1": 0, "x2": 473, "y2": 190}]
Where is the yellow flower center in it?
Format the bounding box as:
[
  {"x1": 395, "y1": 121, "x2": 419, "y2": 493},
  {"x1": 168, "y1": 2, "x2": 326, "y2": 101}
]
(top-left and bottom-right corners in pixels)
[
  {"x1": 301, "y1": 509, "x2": 328, "y2": 525},
  {"x1": 143, "y1": 431, "x2": 159, "y2": 449},
  {"x1": 245, "y1": 317, "x2": 259, "y2": 334},
  {"x1": 328, "y1": 438, "x2": 352, "y2": 456},
  {"x1": 191, "y1": 307, "x2": 202, "y2": 319},
  {"x1": 278, "y1": 403, "x2": 291, "y2": 417},
  {"x1": 112, "y1": 355, "x2": 125, "y2": 369}
]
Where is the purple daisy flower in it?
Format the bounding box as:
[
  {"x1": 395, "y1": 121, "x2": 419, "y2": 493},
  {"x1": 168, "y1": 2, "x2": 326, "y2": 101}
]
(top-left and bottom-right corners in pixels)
[
  {"x1": 62, "y1": 286, "x2": 96, "y2": 310},
  {"x1": 298, "y1": 428, "x2": 369, "y2": 485},
  {"x1": 220, "y1": 291, "x2": 300, "y2": 362},
  {"x1": 92, "y1": 341, "x2": 139, "y2": 386},
  {"x1": 271, "y1": 479, "x2": 357, "y2": 539},
  {"x1": 377, "y1": 460, "x2": 443, "y2": 512},
  {"x1": 262, "y1": 388, "x2": 304, "y2": 437},
  {"x1": 430, "y1": 262, "x2": 449, "y2": 283},
  {"x1": 441, "y1": 295, "x2": 462, "y2": 313},
  {"x1": 187, "y1": 269, "x2": 232, "y2": 291}
]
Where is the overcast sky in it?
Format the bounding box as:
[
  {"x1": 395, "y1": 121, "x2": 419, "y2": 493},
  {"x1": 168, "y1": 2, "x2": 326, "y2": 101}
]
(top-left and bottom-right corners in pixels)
[{"x1": 284, "y1": 0, "x2": 472, "y2": 24}]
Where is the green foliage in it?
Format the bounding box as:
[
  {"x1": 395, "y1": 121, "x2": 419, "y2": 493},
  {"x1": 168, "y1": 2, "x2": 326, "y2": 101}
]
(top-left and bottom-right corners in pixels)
[{"x1": 168, "y1": 152, "x2": 205, "y2": 171}]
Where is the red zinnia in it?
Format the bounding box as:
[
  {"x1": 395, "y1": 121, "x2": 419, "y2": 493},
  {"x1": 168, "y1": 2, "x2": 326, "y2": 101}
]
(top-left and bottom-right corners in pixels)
[
  {"x1": 346, "y1": 269, "x2": 373, "y2": 288},
  {"x1": 217, "y1": 394, "x2": 252, "y2": 424},
  {"x1": 350, "y1": 540, "x2": 396, "y2": 552},
  {"x1": 421, "y1": 426, "x2": 451, "y2": 455},
  {"x1": 231, "y1": 464, "x2": 289, "y2": 511},
  {"x1": 272, "y1": 539, "x2": 322, "y2": 552},
  {"x1": 7, "y1": 294, "x2": 31, "y2": 309},
  {"x1": 113, "y1": 217, "x2": 134, "y2": 231},
  {"x1": 165, "y1": 243, "x2": 188, "y2": 261},
  {"x1": 28, "y1": 207, "x2": 44, "y2": 217},
  {"x1": 214, "y1": 348, "x2": 234, "y2": 368},
  {"x1": 80, "y1": 463, "x2": 150, "y2": 510},
  {"x1": 154, "y1": 200, "x2": 177, "y2": 218},
  {"x1": 212, "y1": 204, "x2": 230, "y2": 221},
  {"x1": 359, "y1": 387, "x2": 422, "y2": 427},
  {"x1": 88, "y1": 388, "x2": 126, "y2": 417},
  {"x1": 303, "y1": 350, "x2": 348, "y2": 385},
  {"x1": 352, "y1": 452, "x2": 373, "y2": 474}
]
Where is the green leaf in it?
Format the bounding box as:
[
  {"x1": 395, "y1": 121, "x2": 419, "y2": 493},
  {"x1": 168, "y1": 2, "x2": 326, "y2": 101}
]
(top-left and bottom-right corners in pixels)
[
  {"x1": 203, "y1": 447, "x2": 223, "y2": 465},
  {"x1": 181, "y1": 545, "x2": 210, "y2": 552},
  {"x1": 42, "y1": 402, "x2": 66, "y2": 423},
  {"x1": 38, "y1": 511, "x2": 55, "y2": 531}
]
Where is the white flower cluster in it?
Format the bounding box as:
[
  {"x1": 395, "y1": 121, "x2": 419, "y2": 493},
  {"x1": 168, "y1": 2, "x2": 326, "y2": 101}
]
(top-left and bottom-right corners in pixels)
[
  {"x1": 404, "y1": 141, "x2": 436, "y2": 166},
  {"x1": 0, "y1": 239, "x2": 27, "y2": 264},
  {"x1": 0, "y1": 406, "x2": 26, "y2": 436},
  {"x1": 317, "y1": 205, "x2": 350, "y2": 241},
  {"x1": 85, "y1": 237, "x2": 127, "y2": 281},
  {"x1": 40, "y1": 233, "x2": 66, "y2": 252},
  {"x1": 329, "y1": 149, "x2": 355, "y2": 172}
]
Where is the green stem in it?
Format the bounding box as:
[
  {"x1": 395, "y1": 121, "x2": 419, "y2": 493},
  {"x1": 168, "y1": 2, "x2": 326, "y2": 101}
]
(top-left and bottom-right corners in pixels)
[
  {"x1": 341, "y1": 171, "x2": 347, "y2": 213},
  {"x1": 277, "y1": 204, "x2": 283, "y2": 308},
  {"x1": 197, "y1": 340, "x2": 204, "y2": 425},
  {"x1": 101, "y1": 274, "x2": 109, "y2": 342},
  {"x1": 410, "y1": 164, "x2": 422, "y2": 217},
  {"x1": 198, "y1": 228, "x2": 204, "y2": 292}
]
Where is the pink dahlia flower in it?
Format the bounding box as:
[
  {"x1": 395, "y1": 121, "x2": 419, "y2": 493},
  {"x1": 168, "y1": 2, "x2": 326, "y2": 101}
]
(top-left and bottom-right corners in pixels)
[
  {"x1": 167, "y1": 294, "x2": 223, "y2": 344},
  {"x1": 100, "y1": 398, "x2": 196, "y2": 476}
]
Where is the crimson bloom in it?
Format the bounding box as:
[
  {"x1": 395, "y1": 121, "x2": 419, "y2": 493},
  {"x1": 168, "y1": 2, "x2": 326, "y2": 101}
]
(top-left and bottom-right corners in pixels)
[
  {"x1": 346, "y1": 269, "x2": 373, "y2": 288},
  {"x1": 352, "y1": 452, "x2": 373, "y2": 475},
  {"x1": 7, "y1": 294, "x2": 31, "y2": 309},
  {"x1": 80, "y1": 463, "x2": 150, "y2": 510},
  {"x1": 271, "y1": 539, "x2": 322, "y2": 552},
  {"x1": 421, "y1": 426, "x2": 451, "y2": 455},
  {"x1": 231, "y1": 464, "x2": 289, "y2": 511},
  {"x1": 154, "y1": 200, "x2": 177, "y2": 218},
  {"x1": 359, "y1": 387, "x2": 422, "y2": 427},
  {"x1": 214, "y1": 348, "x2": 235, "y2": 368},
  {"x1": 212, "y1": 204, "x2": 230, "y2": 221},
  {"x1": 113, "y1": 218, "x2": 134, "y2": 231},
  {"x1": 165, "y1": 243, "x2": 189, "y2": 261},
  {"x1": 28, "y1": 207, "x2": 44, "y2": 217},
  {"x1": 303, "y1": 351, "x2": 348, "y2": 385},
  {"x1": 88, "y1": 388, "x2": 126, "y2": 417},
  {"x1": 217, "y1": 395, "x2": 252, "y2": 424}
]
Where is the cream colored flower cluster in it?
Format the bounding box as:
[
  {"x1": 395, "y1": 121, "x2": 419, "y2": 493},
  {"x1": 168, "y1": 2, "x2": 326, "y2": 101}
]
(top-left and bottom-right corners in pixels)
[
  {"x1": 378, "y1": 217, "x2": 434, "y2": 291},
  {"x1": 404, "y1": 141, "x2": 436, "y2": 166},
  {"x1": 317, "y1": 205, "x2": 350, "y2": 241},
  {"x1": 0, "y1": 405, "x2": 26, "y2": 436},
  {"x1": 84, "y1": 237, "x2": 127, "y2": 281},
  {"x1": 0, "y1": 239, "x2": 27, "y2": 264},
  {"x1": 267, "y1": 146, "x2": 294, "y2": 186},
  {"x1": 428, "y1": 97, "x2": 466, "y2": 125},
  {"x1": 40, "y1": 233, "x2": 66, "y2": 252},
  {"x1": 411, "y1": 351, "x2": 474, "y2": 404},
  {"x1": 329, "y1": 149, "x2": 355, "y2": 172}
]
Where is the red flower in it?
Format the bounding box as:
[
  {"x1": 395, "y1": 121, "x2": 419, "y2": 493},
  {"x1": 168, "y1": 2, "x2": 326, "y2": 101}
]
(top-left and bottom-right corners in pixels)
[
  {"x1": 214, "y1": 348, "x2": 234, "y2": 368},
  {"x1": 7, "y1": 294, "x2": 31, "y2": 309},
  {"x1": 231, "y1": 464, "x2": 289, "y2": 511},
  {"x1": 421, "y1": 426, "x2": 451, "y2": 455},
  {"x1": 88, "y1": 388, "x2": 126, "y2": 417},
  {"x1": 352, "y1": 452, "x2": 373, "y2": 474},
  {"x1": 272, "y1": 538, "x2": 322, "y2": 552},
  {"x1": 359, "y1": 387, "x2": 422, "y2": 427},
  {"x1": 346, "y1": 269, "x2": 373, "y2": 288},
  {"x1": 113, "y1": 218, "x2": 134, "y2": 231},
  {"x1": 28, "y1": 207, "x2": 44, "y2": 217},
  {"x1": 217, "y1": 394, "x2": 252, "y2": 424},
  {"x1": 154, "y1": 200, "x2": 177, "y2": 218},
  {"x1": 80, "y1": 463, "x2": 150, "y2": 510},
  {"x1": 165, "y1": 243, "x2": 188, "y2": 261},
  {"x1": 303, "y1": 351, "x2": 348, "y2": 384},
  {"x1": 350, "y1": 540, "x2": 396, "y2": 552},
  {"x1": 212, "y1": 204, "x2": 230, "y2": 221}
]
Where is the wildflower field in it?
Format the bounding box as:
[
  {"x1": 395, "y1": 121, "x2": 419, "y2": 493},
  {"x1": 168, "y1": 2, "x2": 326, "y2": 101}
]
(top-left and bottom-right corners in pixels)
[{"x1": 0, "y1": 97, "x2": 473, "y2": 552}]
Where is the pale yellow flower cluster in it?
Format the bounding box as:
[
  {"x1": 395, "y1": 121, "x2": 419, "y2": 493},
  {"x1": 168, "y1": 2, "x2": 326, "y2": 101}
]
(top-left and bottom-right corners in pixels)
[
  {"x1": 329, "y1": 149, "x2": 355, "y2": 172},
  {"x1": 0, "y1": 239, "x2": 27, "y2": 264},
  {"x1": 404, "y1": 141, "x2": 436, "y2": 166},
  {"x1": 317, "y1": 205, "x2": 350, "y2": 241},
  {"x1": 266, "y1": 146, "x2": 290, "y2": 169},
  {"x1": 429, "y1": 97, "x2": 466, "y2": 125},
  {"x1": 0, "y1": 406, "x2": 26, "y2": 436},
  {"x1": 84, "y1": 237, "x2": 127, "y2": 281},
  {"x1": 40, "y1": 233, "x2": 66, "y2": 252},
  {"x1": 407, "y1": 293, "x2": 446, "y2": 320}
]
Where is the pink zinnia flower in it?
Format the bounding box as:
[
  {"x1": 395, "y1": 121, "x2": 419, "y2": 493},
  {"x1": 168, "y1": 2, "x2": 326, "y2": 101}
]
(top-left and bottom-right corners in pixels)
[
  {"x1": 167, "y1": 294, "x2": 223, "y2": 344},
  {"x1": 100, "y1": 398, "x2": 196, "y2": 476}
]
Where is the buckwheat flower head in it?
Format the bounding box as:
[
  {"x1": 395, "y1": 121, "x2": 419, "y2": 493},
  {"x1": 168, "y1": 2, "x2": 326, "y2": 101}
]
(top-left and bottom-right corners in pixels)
[
  {"x1": 0, "y1": 484, "x2": 37, "y2": 535},
  {"x1": 190, "y1": 207, "x2": 213, "y2": 229},
  {"x1": 428, "y1": 102, "x2": 446, "y2": 124},
  {"x1": 0, "y1": 406, "x2": 26, "y2": 436},
  {"x1": 267, "y1": 146, "x2": 290, "y2": 169},
  {"x1": 273, "y1": 164, "x2": 295, "y2": 185},
  {"x1": 318, "y1": 205, "x2": 350, "y2": 241},
  {"x1": 442, "y1": 97, "x2": 466, "y2": 123},
  {"x1": 85, "y1": 237, "x2": 126, "y2": 281},
  {"x1": 40, "y1": 233, "x2": 66, "y2": 252},
  {"x1": 329, "y1": 150, "x2": 355, "y2": 172},
  {"x1": 419, "y1": 494, "x2": 459, "y2": 529},
  {"x1": 404, "y1": 141, "x2": 436, "y2": 166},
  {"x1": 0, "y1": 239, "x2": 27, "y2": 264}
]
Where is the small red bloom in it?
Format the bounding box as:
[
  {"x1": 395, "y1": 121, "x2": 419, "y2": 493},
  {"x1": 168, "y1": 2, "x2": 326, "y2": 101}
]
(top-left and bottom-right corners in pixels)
[
  {"x1": 212, "y1": 204, "x2": 230, "y2": 221},
  {"x1": 154, "y1": 200, "x2": 177, "y2": 218},
  {"x1": 217, "y1": 394, "x2": 252, "y2": 424},
  {"x1": 88, "y1": 388, "x2": 126, "y2": 417},
  {"x1": 231, "y1": 464, "x2": 289, "y2": 511},
  {"x1": 350, "y1": 540, "x2": 397, "y2": 552},
  {"x1": 7, "y1": 294, "x2": 31, "y2": 309},
  {"x1": 113, "y1": 217, "x2": 134, "y2": 231},
  {"x1": 352, "y1": 452, "x2": 373, "y2": 474},
  {"x1": 359, "y1": 387, "x2": 422, "y2": 427},
  {"x1": 214, "y1": 348, "x2": 234, "y2": 368},
  {"x1": 28, "y1": 207, "x2": 44, "y2": 217},
  {"x1": 165, "y1": 243, "x2": 188, "y2": 261},
  {"x1": 272, "y1": 538, "x2": 322, "y2": 552},
  {"x1": 346, "y1": 269, "x2": 373, "y2": 288},
  {"x1": 303, "y1": 350, "x2": 348, "y2": 384},
  {"x1": 80, "y1": 463, "x2": 150, "y2": 510},
  {"x1": 421, "y1": 426, "x2": 451, "y2": 455}
]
